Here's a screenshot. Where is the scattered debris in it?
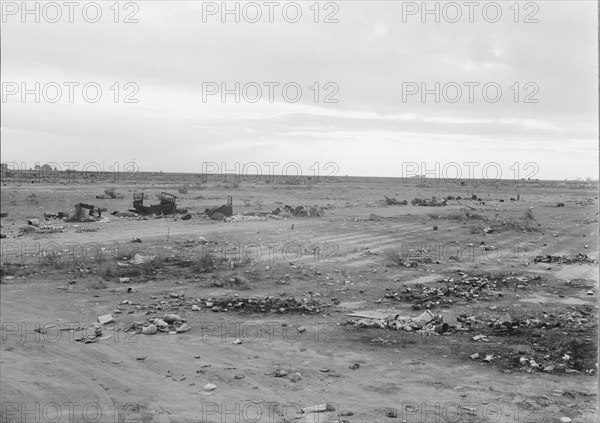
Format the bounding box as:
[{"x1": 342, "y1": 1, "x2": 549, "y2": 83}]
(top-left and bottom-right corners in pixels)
[
  {"x1": 387, "y1": 272, "x2": 544, "y2": 309},
  {"x1": 412, "y1": 197, "x2": 447, "y2": 207},
  {"x1": 534, "y1": 253, "x2": 595, "y2": 264},
  {"x1": 141, "y1": 324, "x2": 157, "y2": 335},
  {"x1": 301, "y1": 404, "x2": 336, "y2": 414},
  {"x1": 385, "y1": 408, "x2": 398, "y2": 418},
  {"x1": 384, "y1": 196, "x2": 407, "y2": 206},
  {"x1": 163, "y1": 314, "x2": 182, "y2": 324},
  {"x1": 202, "y1": 383, "x2": 217, "y2": 392},
  {"x1": 70, "y1": 203, "x2": 103, "y2": 221},
  {"x1": 97, "y1": 314, "x2": 114, "y2": 325}
]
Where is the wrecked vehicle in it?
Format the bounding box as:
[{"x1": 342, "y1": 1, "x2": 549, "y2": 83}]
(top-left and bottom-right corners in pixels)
[
  {"x1": 133, "y1": 192, "x2": 178, "y2": 215},
  {"x1": 70, "y1": 203, "x2": 103, "y2": 221},
  {"x1": 206, "y1": 196, "x2": 233, "y2": 220}
]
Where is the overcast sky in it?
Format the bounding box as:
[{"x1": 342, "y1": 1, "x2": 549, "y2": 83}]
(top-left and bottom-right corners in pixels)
[{"x1": 1, "y1": 1, "x2": 598, "y2": 180}]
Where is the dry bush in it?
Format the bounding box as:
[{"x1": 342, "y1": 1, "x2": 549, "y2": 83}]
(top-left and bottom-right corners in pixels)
[
  {"x1": 383, "y1": 248, "x2": 404, "y2": 266},
  {"x1": 97, "y1": 263, "x2": 115, "y2": 281},
  {"x1": 88, "y1": 278, "x2": 108, "y2": 289},
  {"x1": 227, "y1": 273, "x2": 251, "y2": 290},
  {"x1": 194, "y1": 251, "x2": 218, "y2": 273}
]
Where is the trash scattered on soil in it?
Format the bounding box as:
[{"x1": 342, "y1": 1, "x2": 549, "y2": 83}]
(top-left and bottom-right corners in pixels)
[
  {"x1": 386, "y1": 272, "x2": 544, "y2": 309},
  {"x1": 534, "y1": 253, "x2": 595, "y2": 264},
  {"x1": 384, "y1": 196, "x2": 408, "y2": 206},
  {"x1": 412, "y1": 197, "x2": 447, "y2": 207}
]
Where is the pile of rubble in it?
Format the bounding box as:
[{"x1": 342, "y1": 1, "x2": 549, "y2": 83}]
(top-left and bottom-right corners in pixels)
[
  {"x1": 272, "y1": 205, "x2": 325, "y2": 217},
  {"x1": 534, "y1": 253, "x2": 595, "y2": 264},
  {"x1": 115, "y1": 292, "x2": 327, "y2": 316},
  {"x1": 203, "y1": 296, "x2": 326, "y2": 314},
  {"x1": 43, "y1": 211, "x2": 69, "y2": 219},
  {"x1": 127, "y1": 314, "x2": 191, "y2": 335},
  {"x1": 345, "y1": 309, "x2": 456, "y2": 334},
  {"x1": 411, "y1": 197, "x2": 447, "y2": 207},
  {"x1": 224, "y1": 215, "x2": 268, "y2": 222},
  {"x1": 384, "y1": 196, "x2": 408, "y2": 206},
  {"x1": 19, "y1": 223, "x2": 65, "y2": 235},
  {"x1": 468, "y1": 305, "x2": 598, "y2": 373},
  {"x1": 387, "y1": 273, "x2": 543, "y2": 309},
  {"x1": 348, "y1": 305, "x2": 597, "y2": 373}
]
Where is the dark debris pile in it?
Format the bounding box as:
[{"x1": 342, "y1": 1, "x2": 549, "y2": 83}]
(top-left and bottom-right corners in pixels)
[
  {"x1": 115, "y1": 291, "x2": 327, "y2": 316},
  {"x1": 387, "y1": 272, "x2": 543, "y2": 309},
  {"x1": 468, "y1": 305, "x2": 598, "y2": 374},
  {"x1": 534, "y1": 253, "x2": 595, "y2": 264}
]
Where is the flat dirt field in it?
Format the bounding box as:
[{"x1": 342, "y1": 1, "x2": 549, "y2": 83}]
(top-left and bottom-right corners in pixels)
[{"x1": 1, "y1": 175, "x2": 598, "y2": 423}]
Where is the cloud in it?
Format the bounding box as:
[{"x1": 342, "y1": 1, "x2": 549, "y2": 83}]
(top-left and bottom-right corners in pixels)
[{"x1": 1, "y1": 1, "x2": 597, "y2": 179}]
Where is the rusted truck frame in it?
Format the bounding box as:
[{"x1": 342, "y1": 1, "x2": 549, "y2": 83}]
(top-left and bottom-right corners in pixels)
[{"x1": 133, "y1": 192, "x2": 178, "y2": 215}]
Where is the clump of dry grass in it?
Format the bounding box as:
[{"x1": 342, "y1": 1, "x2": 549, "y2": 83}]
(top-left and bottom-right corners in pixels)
[
  {"x1": 89, "y1": 278, "x2": 108, "y2": 289},
  {"x1": 383, "y1": 248, "x2": 404, "y2": 266},
  {"x1": 97, "y1": 263, "x2": 115, "y2": 281}
]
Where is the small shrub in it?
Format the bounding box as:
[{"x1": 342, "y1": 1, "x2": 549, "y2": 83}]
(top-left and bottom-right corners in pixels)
[
  {"x1": 194, "y1": 252, "x2": 219, "y2": 273},
  {"x1": 97, "y1": 263, "x2": 115, "y2": 281},
  {"x1": 383, "y1": 248, "x2": 403, "y2": 266}
]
